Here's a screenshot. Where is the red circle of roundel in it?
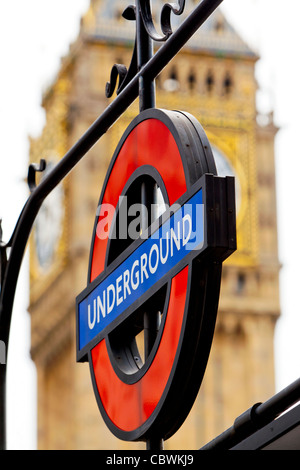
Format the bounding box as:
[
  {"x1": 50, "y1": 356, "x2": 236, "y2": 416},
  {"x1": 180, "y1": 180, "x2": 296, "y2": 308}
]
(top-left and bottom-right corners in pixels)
[
  {"x1": 87, "y1": 108, "x2": 219, "y2": 442},
  {"x1": 90, "y1": 115, "x2": 187, "y2": 280}
]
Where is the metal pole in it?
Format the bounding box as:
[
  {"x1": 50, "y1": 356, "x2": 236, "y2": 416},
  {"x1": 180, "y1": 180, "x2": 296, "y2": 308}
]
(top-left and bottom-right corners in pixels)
[
  {"x1": 0, "y1": 0, "x2": 224, "y2": 450},
  {"x1": 136, "y1": 0, "x2": 155, "y2": 111},
  {"x1": 141, "y1": 182, "x2": 161, "y2": 363},
  {"x1": 136, "y1": 0, "x2": 162, "y2": 450}
]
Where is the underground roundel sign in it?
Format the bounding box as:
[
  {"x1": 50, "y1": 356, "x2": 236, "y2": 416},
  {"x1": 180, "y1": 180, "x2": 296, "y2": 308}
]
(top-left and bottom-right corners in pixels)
[{"x1": 76, "y1": 109, "x2": 236, "y2": 442}]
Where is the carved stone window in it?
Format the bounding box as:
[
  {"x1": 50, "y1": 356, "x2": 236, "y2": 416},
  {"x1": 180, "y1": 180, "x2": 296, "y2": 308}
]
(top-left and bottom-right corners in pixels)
[
  {"x1": 188, "y1": 69, "x2": 197, "y2": 91},
  {"x1": 163, "y1": 66, "x2": 180, "y2": 92},
  {"x1": 205, "y1": 69, "x2": 214, "y2": 93},
  {"x1": 237, "y1": 273, "x2": 246, "y2": 295},
  {"x1": 223, "y1": 72, "x2": 233, "y2": 96}
]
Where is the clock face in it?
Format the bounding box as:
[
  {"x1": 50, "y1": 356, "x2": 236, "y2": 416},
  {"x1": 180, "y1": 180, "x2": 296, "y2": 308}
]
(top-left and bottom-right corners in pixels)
[
  {"x1": 212, "y1": 146, "x2": 241, "y2": 213},
  {"x1": 34, "y1": 162, "x2": 64, "y2": 270}
]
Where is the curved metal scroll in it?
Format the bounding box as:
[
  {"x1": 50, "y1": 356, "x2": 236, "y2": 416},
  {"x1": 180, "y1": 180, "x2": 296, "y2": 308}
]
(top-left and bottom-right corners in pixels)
[
  {"x1": 105, "y1": 1, "x2": 186, "y2": 98},
  {"x1": 141, "y1": 0, "x2": 186, "y2": 41},
  {"x1": 106, "y1": 5, "x2": 138, "y2": 98},
  {"x1": 27, "y1": 159, "x2": 47, "y2": 193}
]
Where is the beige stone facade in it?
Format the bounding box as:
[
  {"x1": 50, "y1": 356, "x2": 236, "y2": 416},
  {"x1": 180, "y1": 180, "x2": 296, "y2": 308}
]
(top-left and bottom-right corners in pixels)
[{"x1": 29, "y1": 1, "x2": 280, "y2": 449}]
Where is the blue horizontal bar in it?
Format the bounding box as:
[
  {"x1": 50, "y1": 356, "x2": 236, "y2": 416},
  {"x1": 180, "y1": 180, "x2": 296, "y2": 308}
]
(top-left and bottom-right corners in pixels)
[{"x1": 78, "y1": 188, "x2": 203, "y2": 352}]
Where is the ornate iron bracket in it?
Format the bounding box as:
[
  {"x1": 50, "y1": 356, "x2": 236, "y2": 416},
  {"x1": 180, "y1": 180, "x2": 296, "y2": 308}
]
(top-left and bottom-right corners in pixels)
[
  {"x1": 105, "y1": 6, "x2": 138, "y2": 98},
  {"x1": 27, "y1": 159, "x2": 47, "y2": 193},
  {"x1": 105, "y1": 0, "x2": 186, "y2": 99},
  {"x1": 0, "y1": 158, "x2": 47, "y2": 290},
  {"x1": 140, "y1": 0, "x2": 185, "y2": 41}
]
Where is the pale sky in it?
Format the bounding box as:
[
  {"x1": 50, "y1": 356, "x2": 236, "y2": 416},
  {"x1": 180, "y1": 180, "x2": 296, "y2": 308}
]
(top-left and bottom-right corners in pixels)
[{"x1": 0, "y1": 0, "x2": 300, "y2": 449}]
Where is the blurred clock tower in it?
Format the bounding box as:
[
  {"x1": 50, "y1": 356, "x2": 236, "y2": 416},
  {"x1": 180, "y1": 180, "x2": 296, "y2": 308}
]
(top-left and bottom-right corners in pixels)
[{"x1": 29, "y1": 0, "x2": 280, "y2": 449}]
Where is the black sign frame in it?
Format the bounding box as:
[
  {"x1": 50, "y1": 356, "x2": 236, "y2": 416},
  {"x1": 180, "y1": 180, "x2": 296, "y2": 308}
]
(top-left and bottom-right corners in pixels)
[{"x1": 77, "y1": 108, "x2": 236, "y2": 443}]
